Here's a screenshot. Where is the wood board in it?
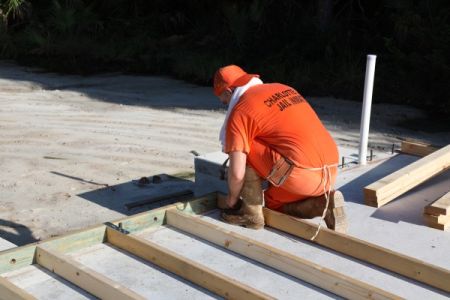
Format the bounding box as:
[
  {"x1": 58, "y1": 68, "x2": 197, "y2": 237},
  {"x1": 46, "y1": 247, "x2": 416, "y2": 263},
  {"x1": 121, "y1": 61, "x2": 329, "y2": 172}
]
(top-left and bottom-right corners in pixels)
[{"x1": 364, "y1": 144, "x2": 450, "y2": 207}]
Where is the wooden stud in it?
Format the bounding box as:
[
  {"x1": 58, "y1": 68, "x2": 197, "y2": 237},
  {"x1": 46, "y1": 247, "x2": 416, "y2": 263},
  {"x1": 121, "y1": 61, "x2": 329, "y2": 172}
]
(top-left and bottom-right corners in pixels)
[
  {"x1": 166, "y1": 209, "x2": 402, "y2": 300},
  {"x1": 106, "y1": 227, "x2": 273, "y2": 300},
  {"x1": 263, "y1": 208, "x2": 450, "y2": 293},
  {"x1": 400, "y1": 141, "x2": 439, "y2": 157},
  {"x1": 0, "y1": 276, "x2": 36, "y2": 300},
  {"x1": 364, "y1": 144, "x2": 450, "y2": 207},
  {"x1": 424, "y1": 190, "x2": 450, "y2": 216},
  {"x1": 35, "y1": 246, "x2": 145, "y2": 300}
]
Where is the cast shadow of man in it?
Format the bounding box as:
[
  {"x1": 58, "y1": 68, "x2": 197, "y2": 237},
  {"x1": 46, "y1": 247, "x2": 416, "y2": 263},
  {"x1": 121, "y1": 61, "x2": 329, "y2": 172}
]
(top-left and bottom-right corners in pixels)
[{"x1": 0, "y1": 219, "x2": 39, "y2": 247}]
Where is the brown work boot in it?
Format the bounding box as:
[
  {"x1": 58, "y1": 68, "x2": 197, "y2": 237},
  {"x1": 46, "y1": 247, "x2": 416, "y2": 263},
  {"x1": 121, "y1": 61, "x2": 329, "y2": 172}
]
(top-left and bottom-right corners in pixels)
[
  {"x1": 221, "y1": 167, "x2": 265, "y2": 230},
  {"x1": 282, "y1": 190, "x2": 348, "y2": 233}
]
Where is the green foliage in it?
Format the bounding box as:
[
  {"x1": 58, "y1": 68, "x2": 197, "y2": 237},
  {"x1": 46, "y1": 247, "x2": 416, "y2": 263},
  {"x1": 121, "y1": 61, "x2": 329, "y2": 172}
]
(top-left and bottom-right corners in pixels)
[{"x1": 0, "y1": 0, "x2": 449, "y2": 114}]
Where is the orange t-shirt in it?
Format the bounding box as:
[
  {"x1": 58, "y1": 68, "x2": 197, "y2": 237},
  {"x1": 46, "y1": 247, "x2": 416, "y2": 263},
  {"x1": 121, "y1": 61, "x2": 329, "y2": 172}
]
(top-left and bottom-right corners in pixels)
[{"x1": 224, "y1": 83, "x2": 338, "y2": 168}]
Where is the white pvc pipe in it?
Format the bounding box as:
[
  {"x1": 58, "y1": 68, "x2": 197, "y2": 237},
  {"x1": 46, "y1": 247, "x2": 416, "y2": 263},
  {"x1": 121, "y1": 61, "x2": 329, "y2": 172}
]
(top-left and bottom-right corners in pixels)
[{"x1": 358, "y1": 54, "x2": 377, "y2": 165}]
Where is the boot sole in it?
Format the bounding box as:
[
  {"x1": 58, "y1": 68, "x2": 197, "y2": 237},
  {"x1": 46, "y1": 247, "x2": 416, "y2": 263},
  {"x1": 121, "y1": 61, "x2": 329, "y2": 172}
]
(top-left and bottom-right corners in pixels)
[
  {"x1": 332, "y1": 207, "x2": 348, "y2": 233},
  {"x1": 330, "y1": 190, "x2": 345, "y2": 209},
  {"x1": 327, "y1": 191, "x2": 348, "y2": 233}
]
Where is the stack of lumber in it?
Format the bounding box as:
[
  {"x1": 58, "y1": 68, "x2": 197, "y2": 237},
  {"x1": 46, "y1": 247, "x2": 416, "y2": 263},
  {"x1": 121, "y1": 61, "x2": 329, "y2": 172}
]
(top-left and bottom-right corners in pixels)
[{"x1": 423, "y1": 191, "x2": 450, "y2": 231}]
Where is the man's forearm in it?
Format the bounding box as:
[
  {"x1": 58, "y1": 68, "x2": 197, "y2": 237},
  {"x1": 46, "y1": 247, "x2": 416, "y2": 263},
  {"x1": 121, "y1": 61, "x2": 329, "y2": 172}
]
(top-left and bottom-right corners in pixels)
[
  {"x1": 226, "y1": 151, "x2": 247, "y2": 208},
  {"x1": 227, "y1": 174, "x2": 244, "y2": 207}
]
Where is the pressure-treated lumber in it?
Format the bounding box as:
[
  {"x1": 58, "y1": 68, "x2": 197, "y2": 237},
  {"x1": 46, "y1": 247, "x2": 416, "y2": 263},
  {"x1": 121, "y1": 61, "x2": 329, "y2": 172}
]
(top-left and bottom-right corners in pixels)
[
  {"x1": 424, "y1": 190, "x2": 450, "y2": 216},
  {"x1": 263, "y1": 208, "x2": 450, "y2": 293},
  {"x1": 364, "y1": 144, "x2": 450, "y2": 207},
  {"x1": 106, "y1": 227, "x2": 273, "y2": 300},
  {"x1": 0, "y1": 194, "x2": 215, "y2": 275},
  {"x1": 36, "y1": 246, "x2": 145, "y2": 300},
  {"x1": 166, "y1": 209, "x2": 402, "y2": 300},
  {"x1": 0, "y1": 276, "x2": 36, "y2": 300},
  {"x1": 400, "y1": 141, "x2": 439, "y2": 157}
]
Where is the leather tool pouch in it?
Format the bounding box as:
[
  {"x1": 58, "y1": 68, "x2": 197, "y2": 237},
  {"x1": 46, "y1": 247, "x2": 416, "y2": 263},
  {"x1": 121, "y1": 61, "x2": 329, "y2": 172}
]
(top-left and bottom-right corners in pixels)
[{"x1": 266, "y1": 157, "x2": 295, "y2": 187}]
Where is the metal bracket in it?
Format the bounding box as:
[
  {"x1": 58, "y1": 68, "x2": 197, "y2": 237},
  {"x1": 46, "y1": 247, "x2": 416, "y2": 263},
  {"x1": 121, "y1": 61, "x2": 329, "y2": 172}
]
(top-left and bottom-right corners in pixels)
[{"x1": 104, "y1": 222, "x2": 130, "y2": 234}]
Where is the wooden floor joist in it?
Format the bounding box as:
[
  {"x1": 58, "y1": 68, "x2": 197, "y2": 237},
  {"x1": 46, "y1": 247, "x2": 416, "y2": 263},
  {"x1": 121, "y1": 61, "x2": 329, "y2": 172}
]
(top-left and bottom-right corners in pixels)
[
  {"x1": 36, "y1": 246, "x2": 145, "y2": 300},
  {"x1": 166, "y1": 209, "x2": 402, "y2": 300},
  {"x1": 105, "y1": 227, "x2": 274, "y2": 300},
  {"x1": 400, "y1": 141, "x2": 439, "y2": 157},
  {"x1": 364, "y1": 144, "x2": 450, "y2": 207},
  {"x1": 263, "y1": 208, "x2": 450, "y2": 293},
  {"x1": 0, "y1": 276, "x2": 37, "y2": 300}
]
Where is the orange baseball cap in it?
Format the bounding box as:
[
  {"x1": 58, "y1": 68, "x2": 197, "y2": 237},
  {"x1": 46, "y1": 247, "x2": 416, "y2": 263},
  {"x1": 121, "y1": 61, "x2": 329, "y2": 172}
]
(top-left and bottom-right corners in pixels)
[{"x1": 213, "y1": 65, "x2": 259, "y2": 96}]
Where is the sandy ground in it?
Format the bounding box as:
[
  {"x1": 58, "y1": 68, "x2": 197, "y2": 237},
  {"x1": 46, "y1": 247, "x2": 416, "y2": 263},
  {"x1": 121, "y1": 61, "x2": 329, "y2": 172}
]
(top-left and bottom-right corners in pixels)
[{"x1": 1, "y1": 61, "x2": 449, "y2": 246}]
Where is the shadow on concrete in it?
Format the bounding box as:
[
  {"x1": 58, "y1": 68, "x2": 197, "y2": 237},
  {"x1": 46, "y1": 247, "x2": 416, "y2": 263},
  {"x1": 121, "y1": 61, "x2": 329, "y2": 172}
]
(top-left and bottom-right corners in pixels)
[
  {"x1": 0, "y1": 62, "x2": 223, "y2": 111},
  {"x1": 370, "y1": 171, "x2": 450, "y2": 226},
  {"x1": 49, "y1": 171, "x2": 195, "y2": 216},
  {"x1": 0, "y1": 219, "x2": 39, "y2": 246},
  {"x1": 338, "y1": 154, "x2": 418, "y2": 204}
]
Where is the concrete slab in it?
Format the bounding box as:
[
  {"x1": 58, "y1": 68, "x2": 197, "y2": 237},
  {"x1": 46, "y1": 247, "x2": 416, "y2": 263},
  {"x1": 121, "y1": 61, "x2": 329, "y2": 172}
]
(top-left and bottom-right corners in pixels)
[
  {"x1": 0, "y1": 237, "x2": 15, "y2": 251},
  {"x1": 3, "y1": 265, "x2": 94, "y2": 299},
  {"x1": 69, "y1": 242, "x2": 219, "y2": 299}
]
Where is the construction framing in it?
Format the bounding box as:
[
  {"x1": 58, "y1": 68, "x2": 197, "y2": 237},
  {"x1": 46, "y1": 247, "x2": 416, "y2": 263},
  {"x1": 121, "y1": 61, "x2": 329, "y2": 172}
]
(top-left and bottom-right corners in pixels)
[{"x1": 0, "y1": 193, "x2": 448, "y2": 299}]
